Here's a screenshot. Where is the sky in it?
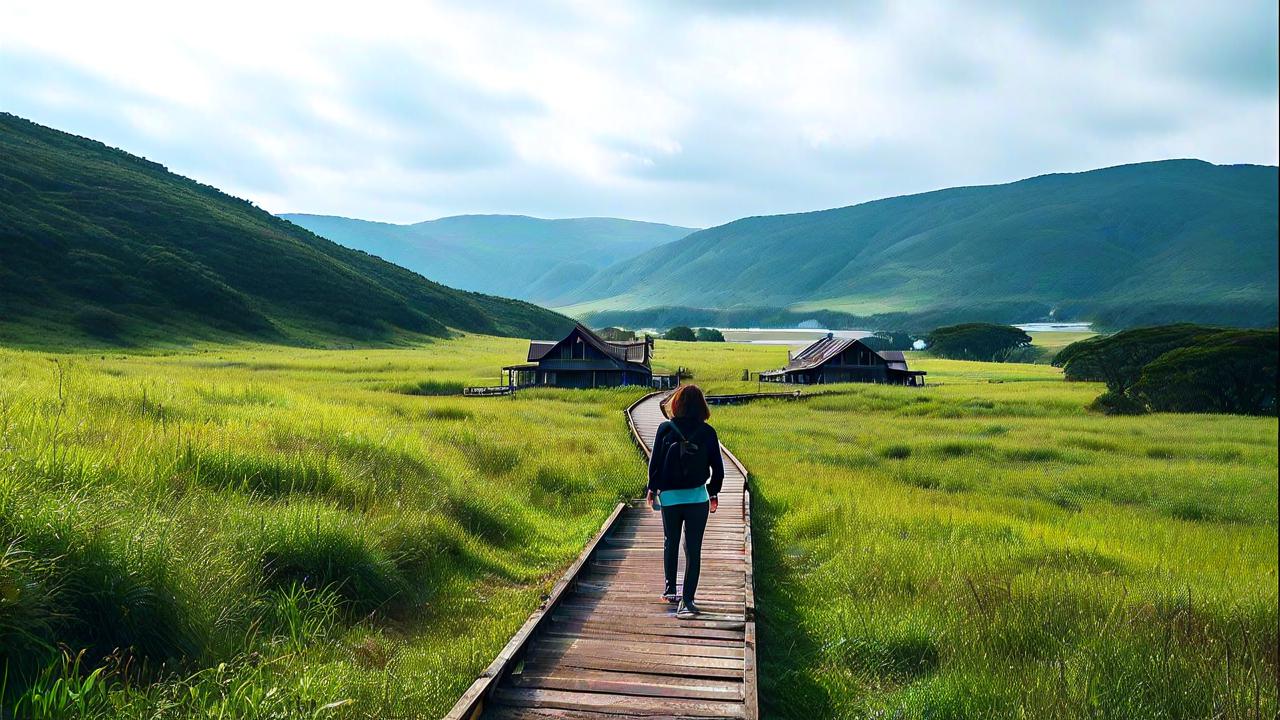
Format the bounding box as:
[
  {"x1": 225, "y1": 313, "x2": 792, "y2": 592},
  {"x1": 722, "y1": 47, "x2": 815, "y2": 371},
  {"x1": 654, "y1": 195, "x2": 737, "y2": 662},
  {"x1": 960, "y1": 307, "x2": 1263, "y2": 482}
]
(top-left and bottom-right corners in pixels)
[{"x1": 2, "y1": 0, "x2": 1276, "y2": 228}]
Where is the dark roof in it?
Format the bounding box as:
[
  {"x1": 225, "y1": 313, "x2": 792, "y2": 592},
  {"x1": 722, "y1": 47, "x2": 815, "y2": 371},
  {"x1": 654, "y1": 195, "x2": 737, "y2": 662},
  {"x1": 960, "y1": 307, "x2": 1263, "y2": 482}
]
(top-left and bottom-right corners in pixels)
[
  {"x1": 759, "y1": 335, "x2": 924, "y2": 376},
  {"x1": 526, "y1": 323, "x2": 651, "y2": 366},
  {"x1": 783, "y1": 335, "x2": 858, "y2": 372},
  {"x1": 527, "y1": 341, "x2": 557, "y2": 361}
]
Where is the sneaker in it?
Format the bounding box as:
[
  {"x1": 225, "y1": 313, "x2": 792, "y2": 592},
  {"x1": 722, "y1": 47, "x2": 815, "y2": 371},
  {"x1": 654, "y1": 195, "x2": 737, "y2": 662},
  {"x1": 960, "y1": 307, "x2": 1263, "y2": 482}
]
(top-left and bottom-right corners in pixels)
[
  {"x1": 661, "y1": 589, "x2": 679, "y2": 603},
  {"x1": 676, "y1": 600, "x2": 701, "y2": 618}
]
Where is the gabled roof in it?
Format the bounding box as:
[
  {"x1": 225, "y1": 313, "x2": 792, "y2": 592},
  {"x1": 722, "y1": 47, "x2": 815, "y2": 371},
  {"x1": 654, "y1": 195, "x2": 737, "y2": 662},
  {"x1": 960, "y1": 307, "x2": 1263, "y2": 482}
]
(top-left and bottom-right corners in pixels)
[
  {"x1": 783, "y1": 335, "x2": 859, "y2": 372},
  {"x1": 527, "y1": 341, "x2": 557, "y2": 361},
  {"x1": 759, "y1": 334, "x2": 924, "y2": 376},
  {"x1": 526, "y1": 323, "x2": 651, "y2": 367}
]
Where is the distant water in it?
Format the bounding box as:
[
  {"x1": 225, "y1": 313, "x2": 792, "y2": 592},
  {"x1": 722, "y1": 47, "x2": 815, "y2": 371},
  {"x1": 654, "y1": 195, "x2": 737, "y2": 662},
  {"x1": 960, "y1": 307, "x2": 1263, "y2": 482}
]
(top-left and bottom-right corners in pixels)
[
  {"x1": 716, "y1": 328, "x2": 872, "y2": 345},
  {"x1": 1016, "y1": 322, "x2": 1093, "y2": 332}
]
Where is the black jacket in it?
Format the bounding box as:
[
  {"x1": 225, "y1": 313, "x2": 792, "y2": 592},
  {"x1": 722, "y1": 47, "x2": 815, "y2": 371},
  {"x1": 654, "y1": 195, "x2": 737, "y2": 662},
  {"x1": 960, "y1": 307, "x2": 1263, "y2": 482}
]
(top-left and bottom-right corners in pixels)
[{"x1": 647, "y1": 417, "x2": 725, "y2": 496}]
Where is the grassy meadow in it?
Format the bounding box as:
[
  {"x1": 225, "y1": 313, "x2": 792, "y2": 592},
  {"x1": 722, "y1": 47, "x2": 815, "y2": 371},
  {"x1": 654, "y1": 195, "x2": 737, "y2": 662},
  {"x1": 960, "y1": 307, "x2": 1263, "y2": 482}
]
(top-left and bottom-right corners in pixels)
[
  {"x1": 0, "y1": 335, "x2": 647, "y2": 718},
  {"x1": 715, "y1": 356, "x2": 1277, "y2": 719},
  {"x1": 1, "y1": 335, "x2": 1275, "y2": 718}
]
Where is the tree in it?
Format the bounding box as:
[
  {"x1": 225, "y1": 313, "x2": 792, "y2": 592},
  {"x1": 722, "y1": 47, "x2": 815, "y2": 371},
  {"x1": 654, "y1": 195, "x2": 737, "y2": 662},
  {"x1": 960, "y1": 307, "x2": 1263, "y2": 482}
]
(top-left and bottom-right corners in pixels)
[
  {"x1": 695, "y1": 328, "x2": 725, "y2": 342},
  {"x1": 925, "y1": 324, "x2": 1031, "y2": 362},
  {"x1": 862, "y1": 331, "x2": 913, "y2": 352},
  {"x1": 596, "y1": 326, "x2": 635, "y2": 341},
  {"x1": 663, "y1": 326, "x2": 697, "y2": 342},
  {"x1": 1058, "y1": 324, "x2": 1221, "y2": 392},
  {"x1": 1133, "y1": 330, "x2": 1277, "y2": 415}
]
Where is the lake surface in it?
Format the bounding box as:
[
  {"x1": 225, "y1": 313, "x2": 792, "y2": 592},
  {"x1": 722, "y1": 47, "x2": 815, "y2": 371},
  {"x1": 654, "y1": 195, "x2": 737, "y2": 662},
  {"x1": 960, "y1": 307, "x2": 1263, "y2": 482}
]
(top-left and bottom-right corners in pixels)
[
  {"x1": 1016, "y1": 322, "x2": 1094, "y2": 332},
  {"x1": 716, "y1": 327, "x2": 873, "y2": 345}
]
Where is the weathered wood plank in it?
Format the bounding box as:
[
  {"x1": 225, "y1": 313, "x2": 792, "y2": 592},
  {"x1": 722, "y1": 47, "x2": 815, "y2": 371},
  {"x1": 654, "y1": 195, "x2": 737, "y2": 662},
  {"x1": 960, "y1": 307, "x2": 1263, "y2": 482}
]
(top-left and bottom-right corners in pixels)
[
  {"x1": 454, "y1": 391, "x2": 758, "y2": 719},
  {"x1": 492, "y1": 688, "x2": 746, "y2": 718}
]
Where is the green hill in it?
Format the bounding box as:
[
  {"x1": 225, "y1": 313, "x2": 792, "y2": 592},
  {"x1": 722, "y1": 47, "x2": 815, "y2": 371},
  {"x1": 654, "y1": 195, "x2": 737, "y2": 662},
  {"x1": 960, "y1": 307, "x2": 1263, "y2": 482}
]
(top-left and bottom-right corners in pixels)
[
  {"x1": 0, "y1": 113, "x2": 571, "y2": 346},
  {"x1": 280, "y1": 213, "x2": 694, "y2": 303},
  {"x1": 560, "y1": 160, "x2": 1278, "y2": 329}
]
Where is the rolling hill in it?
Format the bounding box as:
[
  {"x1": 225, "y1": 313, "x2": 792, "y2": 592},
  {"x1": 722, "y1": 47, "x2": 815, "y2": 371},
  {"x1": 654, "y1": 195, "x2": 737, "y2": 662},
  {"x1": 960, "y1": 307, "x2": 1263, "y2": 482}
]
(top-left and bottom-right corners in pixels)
[
  {"x1": 0, "y1": 113, "x2": 571, "y2": 345},
  {"x1": 281, "y1": 213, "x2": 694, "y2": 303},
  {"x1": 559, "y1": 160, "x2": 1279, "y2": 329}
]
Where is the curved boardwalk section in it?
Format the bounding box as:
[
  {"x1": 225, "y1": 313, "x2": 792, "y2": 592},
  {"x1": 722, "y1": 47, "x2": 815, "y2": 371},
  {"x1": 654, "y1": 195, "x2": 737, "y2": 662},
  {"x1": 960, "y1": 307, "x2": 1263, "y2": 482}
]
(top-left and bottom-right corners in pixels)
[{"x1": 447, "y1": 392, "x2": 757, "y2": 720}]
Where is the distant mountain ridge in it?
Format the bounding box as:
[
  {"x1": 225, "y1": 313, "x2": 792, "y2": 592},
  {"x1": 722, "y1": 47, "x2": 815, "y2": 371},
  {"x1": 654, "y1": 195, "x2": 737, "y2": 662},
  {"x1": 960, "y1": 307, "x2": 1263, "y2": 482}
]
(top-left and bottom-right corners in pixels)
[
  {"x1": 0, "y1": 113, "x2": 571, "y2": 345},
  {"x1": 280, "y1": 213, "x2": 695, "y2": 303},
  {"x1": 558, "y1": 160, "x2": 1278, "y2": 329}
]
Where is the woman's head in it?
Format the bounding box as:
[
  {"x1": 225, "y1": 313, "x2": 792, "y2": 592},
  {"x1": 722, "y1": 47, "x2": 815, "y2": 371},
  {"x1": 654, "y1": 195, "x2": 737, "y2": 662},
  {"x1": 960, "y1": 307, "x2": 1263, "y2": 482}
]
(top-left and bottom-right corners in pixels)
[{"x1": 666, "y1": 384, "x2": 710, "y2": 421}]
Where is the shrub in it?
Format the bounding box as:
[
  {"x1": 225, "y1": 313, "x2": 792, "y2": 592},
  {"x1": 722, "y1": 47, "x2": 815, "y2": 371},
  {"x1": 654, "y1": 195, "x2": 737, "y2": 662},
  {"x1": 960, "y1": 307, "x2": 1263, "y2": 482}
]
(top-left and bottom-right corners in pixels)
[
  {"x1": 662, "y1": 326, "x2": 697, "y2": 342},
  {"x1": 1088, "y1": 390, "x2": 1146, "y2": 415},
  {"x1": 925, "y1": 324, "x2": 1031, "y2": 362},
  {"x1": 695, "y1": 327, "x2": 725, "y2": 342}
]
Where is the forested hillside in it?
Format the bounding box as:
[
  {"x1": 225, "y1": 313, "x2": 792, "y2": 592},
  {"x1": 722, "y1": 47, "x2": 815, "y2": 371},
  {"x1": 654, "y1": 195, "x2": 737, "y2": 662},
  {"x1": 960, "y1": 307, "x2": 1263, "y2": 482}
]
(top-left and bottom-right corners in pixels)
[
  {"x1": 560, "y1": 160, "x2": 1278, "y2": 329},
  {"x1": 0, "y1": 113, "x2": 571, "y2": 345}
]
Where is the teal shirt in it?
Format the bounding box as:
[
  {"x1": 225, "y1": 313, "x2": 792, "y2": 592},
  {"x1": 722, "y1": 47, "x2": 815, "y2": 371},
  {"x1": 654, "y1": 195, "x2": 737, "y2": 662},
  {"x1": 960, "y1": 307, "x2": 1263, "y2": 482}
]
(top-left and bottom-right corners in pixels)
[{"x1": 658, "y1": 484, "x2": 710, "y2": 507}]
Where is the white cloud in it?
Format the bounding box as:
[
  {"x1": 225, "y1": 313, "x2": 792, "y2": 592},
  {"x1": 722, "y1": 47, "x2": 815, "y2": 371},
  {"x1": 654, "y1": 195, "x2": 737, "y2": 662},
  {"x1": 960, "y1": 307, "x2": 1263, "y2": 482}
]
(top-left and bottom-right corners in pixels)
[{"x1": 1, "y1": 0, "x2": 1275, "y2": 227}]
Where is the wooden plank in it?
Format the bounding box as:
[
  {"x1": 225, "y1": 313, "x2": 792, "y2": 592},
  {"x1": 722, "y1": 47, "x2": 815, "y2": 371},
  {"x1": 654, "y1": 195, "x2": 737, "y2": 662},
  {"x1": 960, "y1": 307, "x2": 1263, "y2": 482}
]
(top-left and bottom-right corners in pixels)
[
  {"x1": 511, "y1": 669, "x2": 744, "y2": 702},
  {"x1": 444, "y1": 501, "x2": 628, "y2": 720},
  {"x1": 521, "y1": 654, "x2": 744, "y2": 681},
  {"x1": 536, "y1": 635, "x2": 746, "y2": 660},
  {"x1": 492, "y1": 687, "x2": 746, "y2": 718},
  {"x1": 454, "y1": 390, "x2": 759, "y2": 719}
]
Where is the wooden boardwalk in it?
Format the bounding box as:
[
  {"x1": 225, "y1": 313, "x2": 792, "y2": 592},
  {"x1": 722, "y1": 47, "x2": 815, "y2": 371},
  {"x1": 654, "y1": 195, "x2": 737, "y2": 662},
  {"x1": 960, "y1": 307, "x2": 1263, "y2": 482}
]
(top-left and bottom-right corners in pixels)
[{"x1": 447, "y1": 391, "x2": 758, "y2": 719}]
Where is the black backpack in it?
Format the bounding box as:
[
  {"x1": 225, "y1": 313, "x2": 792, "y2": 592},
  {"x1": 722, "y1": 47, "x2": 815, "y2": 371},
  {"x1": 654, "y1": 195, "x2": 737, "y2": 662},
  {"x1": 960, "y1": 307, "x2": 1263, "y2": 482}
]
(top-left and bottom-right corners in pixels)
[{"x1": 660, "y1": 421, "x2": 709, "y2": 487}]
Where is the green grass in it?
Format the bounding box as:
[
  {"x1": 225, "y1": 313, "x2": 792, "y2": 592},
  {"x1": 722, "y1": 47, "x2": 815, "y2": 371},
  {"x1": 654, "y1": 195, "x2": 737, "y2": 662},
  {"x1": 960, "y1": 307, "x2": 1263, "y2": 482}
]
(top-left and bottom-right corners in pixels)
[
  {"x1": 0, "y1": 334, "x2": 645, "y2": 717},
  {"x1": 707, "y1": 356, "x2": 1277, "y2": 718},
  {"x1": 1, "y1": 336, "x2": 1274, "y2": 718}
]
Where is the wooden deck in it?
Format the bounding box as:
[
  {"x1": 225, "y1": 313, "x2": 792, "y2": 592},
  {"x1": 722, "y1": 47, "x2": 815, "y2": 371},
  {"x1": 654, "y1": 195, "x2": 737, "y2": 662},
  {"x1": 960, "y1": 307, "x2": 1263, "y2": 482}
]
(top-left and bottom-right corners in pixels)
[{"x1": 446, "y1": 391, "x2": 758, "y2": 719}]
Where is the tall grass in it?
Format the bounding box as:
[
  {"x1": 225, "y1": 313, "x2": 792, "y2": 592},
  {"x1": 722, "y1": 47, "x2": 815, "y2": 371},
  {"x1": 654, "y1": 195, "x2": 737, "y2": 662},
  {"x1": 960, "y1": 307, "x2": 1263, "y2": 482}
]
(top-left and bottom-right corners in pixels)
[
  {"x1": 0, "y1": 336, "x2": 645, "y2": 717},
  {"x1": 1, "y1": 337, "x2": 1273, "y2": 718},
  {"x1": 708, "y1": 356, "x2": 1277, "y2": 718}
]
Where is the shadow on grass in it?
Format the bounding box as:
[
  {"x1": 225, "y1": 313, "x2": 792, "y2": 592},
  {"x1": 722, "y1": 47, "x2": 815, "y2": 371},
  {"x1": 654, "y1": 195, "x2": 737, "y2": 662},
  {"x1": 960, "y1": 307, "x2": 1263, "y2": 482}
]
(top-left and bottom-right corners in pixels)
[{"x1": 751, "y1": 480, "x2": 837, "y2": 719}]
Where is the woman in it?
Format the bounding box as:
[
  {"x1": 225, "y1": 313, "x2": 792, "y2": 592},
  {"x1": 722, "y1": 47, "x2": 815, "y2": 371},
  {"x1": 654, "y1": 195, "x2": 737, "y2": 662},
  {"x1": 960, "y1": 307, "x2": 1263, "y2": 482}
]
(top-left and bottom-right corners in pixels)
[{"x1": 646, "y1": 384, "x2": 724, "y2": 618}]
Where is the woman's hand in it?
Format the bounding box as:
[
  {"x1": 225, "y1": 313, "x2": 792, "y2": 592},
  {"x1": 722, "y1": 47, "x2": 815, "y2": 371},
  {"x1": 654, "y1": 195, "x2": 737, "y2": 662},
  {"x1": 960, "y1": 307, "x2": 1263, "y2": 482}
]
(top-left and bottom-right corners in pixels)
[
  {"x1": 646, "y1": 491, "x2": 656, "y2": 510},
  {"x1": 709, "y1": 496, "x2": 718, "y2": 513}
]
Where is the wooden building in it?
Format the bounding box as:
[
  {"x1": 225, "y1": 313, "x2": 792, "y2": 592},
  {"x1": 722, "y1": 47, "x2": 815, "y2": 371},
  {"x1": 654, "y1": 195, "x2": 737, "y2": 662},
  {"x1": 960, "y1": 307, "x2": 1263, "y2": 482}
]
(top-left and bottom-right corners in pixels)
[
  {"x1": 758, "y1": 333, "x2": 926, "y2": 386},
  {"x1": 503, "y1": 323, "x2": 678, "y2": 389}
]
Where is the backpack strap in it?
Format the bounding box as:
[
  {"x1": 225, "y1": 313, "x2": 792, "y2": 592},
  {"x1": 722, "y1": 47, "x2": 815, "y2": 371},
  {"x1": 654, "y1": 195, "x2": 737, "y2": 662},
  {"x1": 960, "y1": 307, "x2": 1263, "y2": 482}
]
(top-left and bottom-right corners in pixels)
[{"x1": 667, "y1": 421, "x2": 688, "y2": 443}]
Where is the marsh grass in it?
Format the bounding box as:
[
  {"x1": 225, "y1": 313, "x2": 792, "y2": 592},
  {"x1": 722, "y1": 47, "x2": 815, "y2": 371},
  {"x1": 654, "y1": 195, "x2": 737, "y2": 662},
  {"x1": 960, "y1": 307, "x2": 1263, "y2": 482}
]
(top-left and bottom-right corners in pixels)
[
  {"x1": 0, "y1": 337, "x2": 1274, "y2": 718},
  {"x1": 710, "y1": 356, "x2": 1277, "y2": 719},
  {"x1": 0, "y1": 335, "x2": 644, "y2": 717}
]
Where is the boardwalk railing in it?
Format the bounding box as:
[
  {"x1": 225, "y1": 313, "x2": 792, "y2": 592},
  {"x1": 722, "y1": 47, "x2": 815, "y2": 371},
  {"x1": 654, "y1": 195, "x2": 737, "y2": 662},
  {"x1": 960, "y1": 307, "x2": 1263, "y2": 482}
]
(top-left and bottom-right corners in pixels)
[
  {"x1": 463, "y1": 385, "x2": 513, "y2": 397},
  {"x1": 706, "y1": 390, "x2": 803, "y2": 405},
  {"x1": 445, "y1": 390, "x2": 759, "y2": 719}
]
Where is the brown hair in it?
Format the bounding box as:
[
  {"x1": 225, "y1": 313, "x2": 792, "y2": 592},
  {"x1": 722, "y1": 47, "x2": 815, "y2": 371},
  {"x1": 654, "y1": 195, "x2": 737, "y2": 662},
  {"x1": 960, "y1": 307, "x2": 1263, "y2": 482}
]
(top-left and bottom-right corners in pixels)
[{"x1": 666, "y1": 384, "x2": 711, "y2": 421}]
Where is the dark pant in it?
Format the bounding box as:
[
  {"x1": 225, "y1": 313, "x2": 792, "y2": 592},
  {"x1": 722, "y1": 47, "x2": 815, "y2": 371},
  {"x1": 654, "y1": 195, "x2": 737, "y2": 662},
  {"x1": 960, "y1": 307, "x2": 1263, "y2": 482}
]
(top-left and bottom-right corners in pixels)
[{"x1": 660, "y1": 500, "x2": 710, "y2": 603}]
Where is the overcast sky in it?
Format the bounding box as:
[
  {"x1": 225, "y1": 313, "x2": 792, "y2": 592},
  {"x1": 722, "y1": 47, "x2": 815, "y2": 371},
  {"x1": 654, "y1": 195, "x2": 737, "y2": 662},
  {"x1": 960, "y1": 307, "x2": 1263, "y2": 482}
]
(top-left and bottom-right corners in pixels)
[{"x1": 2, "y1": 1, "x2": 1276, "y2": 228}]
